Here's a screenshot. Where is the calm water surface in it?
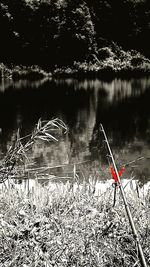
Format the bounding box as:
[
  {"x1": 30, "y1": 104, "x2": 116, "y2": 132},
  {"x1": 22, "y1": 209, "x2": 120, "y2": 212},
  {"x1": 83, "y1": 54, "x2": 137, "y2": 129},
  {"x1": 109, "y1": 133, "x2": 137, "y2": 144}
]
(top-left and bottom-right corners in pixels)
[{"x1": 0, "y1": 77, "x2": 150, "y2": 185}]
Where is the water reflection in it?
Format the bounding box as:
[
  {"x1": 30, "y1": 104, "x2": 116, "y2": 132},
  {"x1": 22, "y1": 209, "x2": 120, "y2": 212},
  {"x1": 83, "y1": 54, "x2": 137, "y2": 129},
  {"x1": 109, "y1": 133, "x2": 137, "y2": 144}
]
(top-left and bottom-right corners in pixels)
[{"x1": 0, "y1": 77, "x2": 150, "y2": 184}]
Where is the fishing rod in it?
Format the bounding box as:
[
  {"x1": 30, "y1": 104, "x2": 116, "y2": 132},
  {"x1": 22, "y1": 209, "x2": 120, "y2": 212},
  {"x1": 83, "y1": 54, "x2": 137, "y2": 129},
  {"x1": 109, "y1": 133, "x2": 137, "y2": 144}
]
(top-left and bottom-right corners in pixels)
[
  {"x1": 124, "y1": 157, "x2": 144, "y2": 167},
  {"x1": 100, "y1": 124, "x2": 147, "y2": 267}
]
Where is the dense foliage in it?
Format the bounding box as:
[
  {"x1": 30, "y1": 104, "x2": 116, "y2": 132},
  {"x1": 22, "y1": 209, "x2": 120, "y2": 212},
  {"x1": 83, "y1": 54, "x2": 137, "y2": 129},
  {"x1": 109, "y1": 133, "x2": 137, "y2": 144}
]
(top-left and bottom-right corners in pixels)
[
  {"x1": 0, "y1": 182, "x2": 150, "y2": 267},
  {"x1": 0, "y1": 0, "x2": 149, "y2": 66}
]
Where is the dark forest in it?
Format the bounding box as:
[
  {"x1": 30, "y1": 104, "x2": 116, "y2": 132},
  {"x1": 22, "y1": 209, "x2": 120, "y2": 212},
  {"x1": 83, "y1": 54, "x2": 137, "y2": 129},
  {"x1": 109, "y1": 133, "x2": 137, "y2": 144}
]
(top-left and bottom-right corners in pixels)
[{"x1": 0, "y1": 0, "x2": 150, "y2": 67}]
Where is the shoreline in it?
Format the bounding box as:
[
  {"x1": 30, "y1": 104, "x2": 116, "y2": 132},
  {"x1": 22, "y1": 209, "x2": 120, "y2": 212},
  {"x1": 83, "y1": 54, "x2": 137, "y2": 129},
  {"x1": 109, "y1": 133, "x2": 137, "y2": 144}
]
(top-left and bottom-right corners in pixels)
[
  {"x1": 1, "y1": 61, "x2": 150, "y2": 82},
  {"x1": 1, "y1": 48, "x2": 150, "y2": 82}
]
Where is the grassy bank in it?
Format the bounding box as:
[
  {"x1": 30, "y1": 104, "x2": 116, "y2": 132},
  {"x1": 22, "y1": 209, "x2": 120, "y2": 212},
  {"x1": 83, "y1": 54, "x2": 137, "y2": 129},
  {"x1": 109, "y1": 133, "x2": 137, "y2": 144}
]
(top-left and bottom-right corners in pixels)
[
  {"x1": 1, "y1": 47, "x2": 150, "y2": 82},
  {"x1": 0, "y1": 180, "x2": 149, "y2": 267}
]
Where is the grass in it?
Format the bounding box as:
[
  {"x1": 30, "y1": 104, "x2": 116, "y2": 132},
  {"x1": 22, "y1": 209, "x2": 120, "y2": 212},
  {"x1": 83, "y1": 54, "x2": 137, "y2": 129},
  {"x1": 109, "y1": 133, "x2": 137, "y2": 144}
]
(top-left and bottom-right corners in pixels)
[
  {"x1": 0, "y1": 179, "x2": 150, "y2": 267},
  {"x1": 0, "y1": 118, "x2": 149, "y2": 266}
]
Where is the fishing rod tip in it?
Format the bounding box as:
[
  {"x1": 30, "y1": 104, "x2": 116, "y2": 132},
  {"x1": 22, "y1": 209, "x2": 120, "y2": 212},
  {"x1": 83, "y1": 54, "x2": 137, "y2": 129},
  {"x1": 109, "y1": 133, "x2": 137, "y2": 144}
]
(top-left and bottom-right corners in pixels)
[{"x1": 99, "y1": 123, "x2": 104, "y2": 131}]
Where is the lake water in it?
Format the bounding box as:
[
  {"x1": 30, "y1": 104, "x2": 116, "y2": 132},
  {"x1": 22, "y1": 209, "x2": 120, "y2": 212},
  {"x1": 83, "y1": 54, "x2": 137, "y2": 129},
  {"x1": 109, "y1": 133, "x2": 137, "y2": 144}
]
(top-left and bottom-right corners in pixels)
[{"x1": 0, "y1": 77, "x2": 150, "y2": 186}]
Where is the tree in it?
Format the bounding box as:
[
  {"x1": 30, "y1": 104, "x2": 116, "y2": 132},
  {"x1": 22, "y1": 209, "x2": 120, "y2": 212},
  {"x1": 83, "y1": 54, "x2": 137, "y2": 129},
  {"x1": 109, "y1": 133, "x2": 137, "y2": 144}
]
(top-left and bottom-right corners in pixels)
[{"x1": 55, "y1": 0, "x2": 96, "y2": 63}]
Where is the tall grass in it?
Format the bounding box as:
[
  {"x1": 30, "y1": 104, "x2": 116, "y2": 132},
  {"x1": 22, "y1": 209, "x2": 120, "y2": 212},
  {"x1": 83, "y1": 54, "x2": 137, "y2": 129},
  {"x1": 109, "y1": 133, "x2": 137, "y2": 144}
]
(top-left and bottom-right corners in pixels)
[
  {"x1": 0, "y1": 118, "x2": 149, "y2": 266},
  {"x1": 0, "y1": 180, "x2": 149, "y2": 267}
]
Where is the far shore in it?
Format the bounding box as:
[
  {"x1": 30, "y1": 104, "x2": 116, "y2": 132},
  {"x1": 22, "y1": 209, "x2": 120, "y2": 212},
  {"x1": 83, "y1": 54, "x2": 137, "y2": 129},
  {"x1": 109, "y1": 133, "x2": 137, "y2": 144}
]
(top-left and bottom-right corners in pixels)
[{"x1": 1, "y1": 48, "x2": 150, "y2": 82}]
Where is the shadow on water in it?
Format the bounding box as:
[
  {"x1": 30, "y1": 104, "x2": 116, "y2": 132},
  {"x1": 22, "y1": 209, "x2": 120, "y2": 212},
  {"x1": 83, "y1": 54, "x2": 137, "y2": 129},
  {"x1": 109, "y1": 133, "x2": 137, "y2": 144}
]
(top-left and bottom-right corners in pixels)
[{"x1": 0, "y1": 77, "x2": 150, "y2": 185}]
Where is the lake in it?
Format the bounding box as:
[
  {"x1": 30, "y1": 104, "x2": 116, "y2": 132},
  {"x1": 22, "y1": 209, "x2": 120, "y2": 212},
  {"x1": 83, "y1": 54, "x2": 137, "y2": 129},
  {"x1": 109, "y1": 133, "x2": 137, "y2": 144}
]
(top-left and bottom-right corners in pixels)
[{"x1": 0, "y1": 77, "x2": 150, "y2": 186}]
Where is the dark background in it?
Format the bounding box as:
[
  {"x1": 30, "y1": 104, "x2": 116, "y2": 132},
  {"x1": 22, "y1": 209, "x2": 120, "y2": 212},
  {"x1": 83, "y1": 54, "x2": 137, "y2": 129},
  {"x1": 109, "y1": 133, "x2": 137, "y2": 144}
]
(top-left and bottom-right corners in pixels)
[{"x1": 0, "y1": 0, "x2": 149, "y2": 66}]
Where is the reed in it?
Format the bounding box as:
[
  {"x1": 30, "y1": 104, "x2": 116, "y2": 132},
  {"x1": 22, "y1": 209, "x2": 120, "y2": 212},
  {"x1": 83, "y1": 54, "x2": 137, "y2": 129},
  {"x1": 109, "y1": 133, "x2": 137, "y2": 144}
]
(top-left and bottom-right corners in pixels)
[{"x1": 0, "y1": 118, "x2": 67, "y2": 183}]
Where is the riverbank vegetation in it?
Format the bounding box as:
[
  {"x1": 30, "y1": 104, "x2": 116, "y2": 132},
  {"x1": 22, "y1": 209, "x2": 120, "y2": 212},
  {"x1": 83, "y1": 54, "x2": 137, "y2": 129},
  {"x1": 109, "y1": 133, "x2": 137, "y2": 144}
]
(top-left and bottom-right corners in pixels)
[
  {"x1": 0, "y1": 118, "x2": 150, "y2": 266},
  {"x1": 0, "y1": 0, "x2": 150, "y2": 79},
  {"x1": 0, "y1": 180, "x2": 150, "y2": 267},
  {"x1": 1, "y1": 47, "x2": 150, "y2": 81}
]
